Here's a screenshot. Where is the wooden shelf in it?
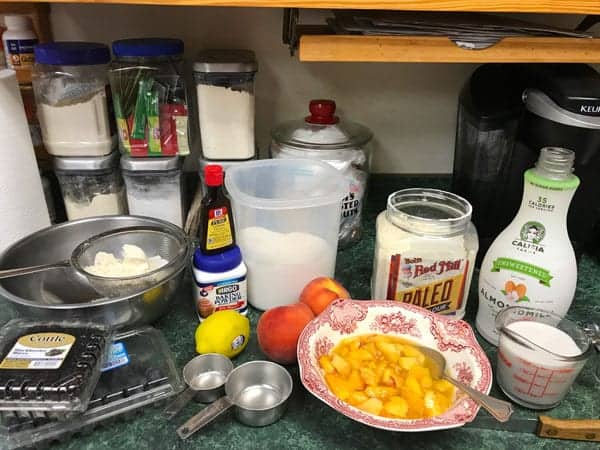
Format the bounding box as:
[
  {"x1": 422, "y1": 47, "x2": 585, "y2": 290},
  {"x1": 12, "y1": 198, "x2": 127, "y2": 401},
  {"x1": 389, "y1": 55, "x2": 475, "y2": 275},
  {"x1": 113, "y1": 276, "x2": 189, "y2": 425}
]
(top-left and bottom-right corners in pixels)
[
  {"x1": 299, "y1": 35, "x2": 600, "y2": 63},
  {"x1": 4, "y1": 0, "x2": 600, "y2": 15}
]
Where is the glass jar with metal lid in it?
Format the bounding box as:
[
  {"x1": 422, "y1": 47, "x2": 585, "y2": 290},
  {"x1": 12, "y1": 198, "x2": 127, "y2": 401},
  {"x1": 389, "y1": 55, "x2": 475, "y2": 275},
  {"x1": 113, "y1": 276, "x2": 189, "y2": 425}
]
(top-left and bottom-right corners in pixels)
[
  {"x1": 193, "y1": 49, "x2": 258, "y2": 160},
  {"x1": 270, "y1": 99, "x2": 373, "y2": 247},
  {"x1": 109, "y1": 38, "x2": 189, "y2": 157},
  {"x1": 121, "y1": 155, "x2": 184, "y2": 227},
  {"x1": 53, "y1": 151, "x2": 127, "y2": 221},
  {"x1": 371, "y1": 188, "x2": 478, "y2": 319},
  {"x1": 32, "y1": 42, "x2": 113, "y2": 157}
]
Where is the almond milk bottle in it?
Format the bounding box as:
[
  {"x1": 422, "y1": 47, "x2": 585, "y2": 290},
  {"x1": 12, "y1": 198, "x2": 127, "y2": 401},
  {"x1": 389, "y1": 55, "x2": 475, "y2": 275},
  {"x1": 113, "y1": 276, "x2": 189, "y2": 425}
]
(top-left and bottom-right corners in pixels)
[{"x1": 477, "y1": 147, "x2": 580, "y2": 345}]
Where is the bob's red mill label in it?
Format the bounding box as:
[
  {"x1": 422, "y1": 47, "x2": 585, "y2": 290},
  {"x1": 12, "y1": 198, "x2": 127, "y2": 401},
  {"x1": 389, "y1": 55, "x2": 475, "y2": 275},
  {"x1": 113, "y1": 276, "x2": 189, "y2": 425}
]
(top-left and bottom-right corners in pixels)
[
  {"x1": 0, "y1": 333, "x2": 75, "y2": 370},
  {"x1": 386, "y1": 256, "x2": 470, "y2": 315}
]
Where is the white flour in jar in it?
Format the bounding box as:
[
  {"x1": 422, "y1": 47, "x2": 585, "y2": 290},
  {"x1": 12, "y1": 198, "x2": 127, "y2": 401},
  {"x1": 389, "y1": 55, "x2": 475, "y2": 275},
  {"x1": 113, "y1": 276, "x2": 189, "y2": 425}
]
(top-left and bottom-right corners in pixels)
[
  {"x1": 65, "y1": 191, "x2": 126, "y2": 220},
  {"x1": 38, "y1": 90, "x2": 112, "y2": 156},
  {"x1": 197, "y1": 84, "x2": 254, "y2": 159},
  {"x1": 126, "y1": 184, "x2": 183, "y2": 227},
  {"x1": 238, "y1": 226, "x2": 336, "y2": 310}
]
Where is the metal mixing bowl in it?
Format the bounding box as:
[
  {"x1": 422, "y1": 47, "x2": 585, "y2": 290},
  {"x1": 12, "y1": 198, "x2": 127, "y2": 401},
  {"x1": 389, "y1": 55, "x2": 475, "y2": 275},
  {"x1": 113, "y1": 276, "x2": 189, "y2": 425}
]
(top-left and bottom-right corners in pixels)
[{"x1": 0, "y1": 216, "x2": 189, "y2": 329}]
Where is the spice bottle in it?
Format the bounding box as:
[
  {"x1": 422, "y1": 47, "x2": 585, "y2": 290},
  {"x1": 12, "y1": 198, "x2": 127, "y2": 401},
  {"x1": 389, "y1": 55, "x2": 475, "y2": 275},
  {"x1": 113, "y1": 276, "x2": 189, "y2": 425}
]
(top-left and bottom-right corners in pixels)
[
  {"x1": 199, "y1": 164, "x2": 235, "y2": 254},
  {"x1": 2, "y1": 15, "x2": 37, "y2": 73},
  {"x1": 192, "y1": 245, "x2": 248, "y2": 321},
  {"x1": 371, "y1": 188, "x2": 478, "y2": 319}
]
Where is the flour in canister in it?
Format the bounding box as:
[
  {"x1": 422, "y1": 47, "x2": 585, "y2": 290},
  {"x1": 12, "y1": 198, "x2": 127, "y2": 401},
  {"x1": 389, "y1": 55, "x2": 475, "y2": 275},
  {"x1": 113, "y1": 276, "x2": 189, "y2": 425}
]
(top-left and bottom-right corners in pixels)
[
  {"x1": 64, "y1": 191, "x2": 126, "y2": 220},
  {"x1": 238, "y1": 226, "x2": 336, "y2": 310},
  {"x1": 38, "y1": 90, "x2": 113, "y2": 156},
  {"x1": 197, "y1": 84, "x2": 254, "y2": 160}
]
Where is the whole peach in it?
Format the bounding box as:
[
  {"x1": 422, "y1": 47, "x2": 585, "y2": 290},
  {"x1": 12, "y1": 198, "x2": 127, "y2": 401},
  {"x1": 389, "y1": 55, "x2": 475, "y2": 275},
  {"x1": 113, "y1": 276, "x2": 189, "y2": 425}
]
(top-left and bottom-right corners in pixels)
[
  {"x1": 257, "y1": 302, "x2": 315, "y2": 365},
  {"x1": 299, "y1": 277, "x2": 350, "y2": 316}
]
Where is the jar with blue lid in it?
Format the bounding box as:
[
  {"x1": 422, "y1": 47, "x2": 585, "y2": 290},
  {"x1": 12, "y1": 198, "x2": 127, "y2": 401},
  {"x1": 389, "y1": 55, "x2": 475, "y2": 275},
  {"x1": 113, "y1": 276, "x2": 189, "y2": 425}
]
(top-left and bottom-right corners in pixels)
[
  {"x1": 192, "y1": 245, "x2": 248, "y2": 321},
  {"x1": 108, "y1": 38, "x2": 189, "y2": 157},
  {"x1": 32, "y1": 41, "x2": 114, "y2": 156}
]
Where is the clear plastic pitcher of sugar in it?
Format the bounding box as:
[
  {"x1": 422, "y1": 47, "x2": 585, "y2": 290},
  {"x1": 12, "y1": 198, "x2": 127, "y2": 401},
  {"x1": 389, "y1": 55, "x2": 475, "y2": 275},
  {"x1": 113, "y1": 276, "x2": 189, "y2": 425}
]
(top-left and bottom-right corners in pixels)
[
  {"x1": 224, "y1": 159, "x2": 348, "y2": 310},
  {"x1": 495, "y1": 306, "x2": 594, "y2": 409}
]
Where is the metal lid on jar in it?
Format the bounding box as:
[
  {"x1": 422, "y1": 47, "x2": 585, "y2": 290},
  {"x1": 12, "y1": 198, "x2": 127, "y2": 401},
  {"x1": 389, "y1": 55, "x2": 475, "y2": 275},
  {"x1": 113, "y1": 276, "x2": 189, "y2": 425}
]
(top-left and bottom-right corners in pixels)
[
  {"x1": 193, "y1": 49, "x2": 257, "y2": 73},
  {"x1": 120, "y1": 155, "x2": 182, "y2": 172},
  {"x1": 53, "y1": 151, "x2": 119, "y2": 171},
  {"x1": 34, "y1": 42, "x2": 110, "y2": 66},
  {"x1": 112, "y1": 38, "x2": 184, "y2": 58},
  {"x1": 271, "y1": 99, "x2": 373, "y2": 151}
]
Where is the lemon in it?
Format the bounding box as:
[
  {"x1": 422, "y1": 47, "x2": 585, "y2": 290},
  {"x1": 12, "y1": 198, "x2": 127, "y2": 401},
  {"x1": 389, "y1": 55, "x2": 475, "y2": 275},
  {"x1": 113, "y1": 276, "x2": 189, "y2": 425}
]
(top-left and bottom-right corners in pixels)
[{"x1": 195, "y1": 310, "x2": 250, "y2": 358}]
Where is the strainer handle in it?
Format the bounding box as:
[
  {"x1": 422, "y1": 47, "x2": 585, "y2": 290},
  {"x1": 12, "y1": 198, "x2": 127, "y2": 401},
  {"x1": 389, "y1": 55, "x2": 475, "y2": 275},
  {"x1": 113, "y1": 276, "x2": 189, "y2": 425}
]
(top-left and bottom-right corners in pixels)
[
  {"x1": 177, "y1": 396, "x2": 233, "y2": 440},
  {"x1": 0, "y1": 260, "x2": 70, "y2": 279}
]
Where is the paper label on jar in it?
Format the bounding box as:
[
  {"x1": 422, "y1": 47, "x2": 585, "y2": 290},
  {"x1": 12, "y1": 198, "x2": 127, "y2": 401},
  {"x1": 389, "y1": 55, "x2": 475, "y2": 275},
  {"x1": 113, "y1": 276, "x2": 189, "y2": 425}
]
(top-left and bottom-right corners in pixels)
[
  {"x1": 194, "y1": 275, "x2": 248, "y2": 321},
  {"x1": 386, "y1": 255, "x2": 469, "y2": 315},
  {"x1": 0, "y1": 333, "x2": 75, "y2": 370},
  {"x1": 5, "y1": 39, "x2": 37, "y2": 68},
  {"x1": 206, "y1": 207, "x2": 234, "y2": 251}
]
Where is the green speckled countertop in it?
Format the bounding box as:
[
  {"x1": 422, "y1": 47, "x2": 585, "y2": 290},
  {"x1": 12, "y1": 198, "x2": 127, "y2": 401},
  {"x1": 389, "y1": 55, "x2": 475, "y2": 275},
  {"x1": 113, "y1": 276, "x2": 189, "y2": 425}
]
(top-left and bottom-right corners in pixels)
[{"x1": 11, "y1": 175, "x2": 600, "y2": 449}]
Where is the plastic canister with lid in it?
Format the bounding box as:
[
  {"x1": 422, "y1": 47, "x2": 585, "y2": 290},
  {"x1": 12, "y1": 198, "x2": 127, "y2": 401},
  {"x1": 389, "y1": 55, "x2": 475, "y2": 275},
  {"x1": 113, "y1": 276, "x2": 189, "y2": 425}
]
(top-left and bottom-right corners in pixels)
[
  {"x1": 121, "y1": 155, "x2": 184, "y2": 227},
  {"x1": 32, "y1": 42, "x2": 113, "y2": 157},
  {"x1": 53, "y1": 151, "x2": 127, "y2": 221},
  {"x1": 270, "y1": 99, "x2": 373, "y2": 247},
  {"x1": 194, "y1": 50, "x2": 258, "y2": 160},
  {"x1": 192, "y1": 245, "x2": 248, "y2": 321},
  {"x1": 109, "y1": 38, "x2": 189, "y2": 157}
]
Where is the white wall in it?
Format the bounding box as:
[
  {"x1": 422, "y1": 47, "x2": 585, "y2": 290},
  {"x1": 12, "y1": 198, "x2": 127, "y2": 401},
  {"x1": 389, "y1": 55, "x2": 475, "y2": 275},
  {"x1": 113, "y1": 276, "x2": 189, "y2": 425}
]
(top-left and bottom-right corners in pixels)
[{"x1": 49, "y1": 5, "x2": 584, "y2": 173}]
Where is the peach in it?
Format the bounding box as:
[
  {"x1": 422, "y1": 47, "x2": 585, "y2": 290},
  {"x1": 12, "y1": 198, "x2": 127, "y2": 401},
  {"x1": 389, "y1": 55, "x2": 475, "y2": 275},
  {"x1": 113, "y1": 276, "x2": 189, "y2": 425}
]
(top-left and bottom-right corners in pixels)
[
  {"x1": 299, "y1": 277, "x2": 351, "y2": 316},
  {"x1": 257, "y1": 302, "x2": 315, "y2": 365}
]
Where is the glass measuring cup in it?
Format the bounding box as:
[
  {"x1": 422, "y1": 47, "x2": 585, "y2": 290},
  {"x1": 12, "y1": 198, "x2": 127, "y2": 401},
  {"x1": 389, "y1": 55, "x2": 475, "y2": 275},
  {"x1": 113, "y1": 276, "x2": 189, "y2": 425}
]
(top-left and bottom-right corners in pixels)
[{"x1": 495, "y1": 306, "x2": 593, "y2": 409}]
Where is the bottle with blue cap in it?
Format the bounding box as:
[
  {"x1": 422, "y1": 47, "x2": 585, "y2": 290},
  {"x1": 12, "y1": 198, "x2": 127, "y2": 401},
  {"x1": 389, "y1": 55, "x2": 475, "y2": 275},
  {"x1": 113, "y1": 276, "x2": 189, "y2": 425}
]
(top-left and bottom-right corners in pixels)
[{"x1": 192, "y1": 244, "x2": 248, "y2": 321}]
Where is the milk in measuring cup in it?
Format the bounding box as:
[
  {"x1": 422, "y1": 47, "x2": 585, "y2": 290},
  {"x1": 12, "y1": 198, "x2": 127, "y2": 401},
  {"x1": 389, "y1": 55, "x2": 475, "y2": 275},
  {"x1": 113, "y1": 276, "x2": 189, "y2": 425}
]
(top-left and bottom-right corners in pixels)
[{"x1": 497, "y1": 320, "x2": 585, "y2": 409}]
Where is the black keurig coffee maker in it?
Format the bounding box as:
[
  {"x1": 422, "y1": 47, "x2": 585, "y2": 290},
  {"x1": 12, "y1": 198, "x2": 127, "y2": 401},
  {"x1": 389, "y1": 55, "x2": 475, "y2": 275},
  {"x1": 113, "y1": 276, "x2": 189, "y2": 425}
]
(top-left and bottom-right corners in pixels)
[{"x1": 453, "y1": 64, "x2": 600, "y2": 264}]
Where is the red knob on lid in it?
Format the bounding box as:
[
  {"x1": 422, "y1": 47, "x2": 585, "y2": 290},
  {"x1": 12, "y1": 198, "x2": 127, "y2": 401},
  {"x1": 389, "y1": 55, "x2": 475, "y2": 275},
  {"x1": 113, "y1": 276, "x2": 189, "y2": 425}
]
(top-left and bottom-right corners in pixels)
[
  {"x1": 205, "y1": 164, "x2": 224, "y2": 187},
  {"x1": 305, "y1": 99, "x2": 339, "y2": 125}
]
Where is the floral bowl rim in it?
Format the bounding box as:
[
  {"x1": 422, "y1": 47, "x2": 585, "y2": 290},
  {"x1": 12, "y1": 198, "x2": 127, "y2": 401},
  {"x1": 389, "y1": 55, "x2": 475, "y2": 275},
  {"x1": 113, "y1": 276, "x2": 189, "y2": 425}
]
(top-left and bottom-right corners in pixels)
[{"x1": 297, "y1": 299, "x2": 493, "y2": 432}]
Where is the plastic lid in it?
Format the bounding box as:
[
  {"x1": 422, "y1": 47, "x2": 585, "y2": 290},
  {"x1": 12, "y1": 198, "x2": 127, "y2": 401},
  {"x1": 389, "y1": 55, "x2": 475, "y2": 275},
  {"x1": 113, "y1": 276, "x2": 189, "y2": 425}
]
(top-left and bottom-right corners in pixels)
[
  {"x1": 34, "y1": 42, "x2": 110, "y2": 66},
  {"x1": 205, "y1": 164, "x2": 223, "y2": 187},
  {"x1": 121, "y1": 155, "x2": 181, "y2": 172},
  {"x1": 112, "y1": 38, "x2": 184, "y2": 58},
  {"x1": 4, "y1": 15, "x2": 32, "y2": 30},
  {"x1": 193, "y1": 49, "x2": 257, "y2": 73},
  {"x1": 53, "y1": 151, "x2": 119, "y2": 171},
  {"x1": 194, "y1": 245, "x2": 242, "y2": 273},
  {"x1": 271, "y1": 99, "x2": 373, "y2": 151}
]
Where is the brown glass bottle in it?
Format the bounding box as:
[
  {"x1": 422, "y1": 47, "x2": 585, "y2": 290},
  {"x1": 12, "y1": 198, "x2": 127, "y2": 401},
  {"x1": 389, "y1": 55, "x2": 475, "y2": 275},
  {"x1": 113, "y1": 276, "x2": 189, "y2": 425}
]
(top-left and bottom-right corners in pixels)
[{"x1": 199, "y1": 164, "x2": 236, "y2": 254}]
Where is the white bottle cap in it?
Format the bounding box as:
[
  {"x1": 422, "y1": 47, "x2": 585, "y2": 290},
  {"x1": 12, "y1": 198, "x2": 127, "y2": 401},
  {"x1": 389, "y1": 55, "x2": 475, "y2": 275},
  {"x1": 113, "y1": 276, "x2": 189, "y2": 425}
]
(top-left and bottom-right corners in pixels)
[{"x1": 4, "y1": 15, "x2": 32, "y2": 30}]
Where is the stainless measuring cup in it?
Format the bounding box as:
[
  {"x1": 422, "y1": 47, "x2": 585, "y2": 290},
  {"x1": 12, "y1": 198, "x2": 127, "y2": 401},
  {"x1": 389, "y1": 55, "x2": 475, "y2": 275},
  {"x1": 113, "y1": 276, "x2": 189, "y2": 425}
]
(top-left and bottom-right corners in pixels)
[
  {"x1": 177, "y1": 360, "x2": 293, "y2": 439},
  {"x1": 164, "y1": 354, "x2": 233, "y2": 420}
]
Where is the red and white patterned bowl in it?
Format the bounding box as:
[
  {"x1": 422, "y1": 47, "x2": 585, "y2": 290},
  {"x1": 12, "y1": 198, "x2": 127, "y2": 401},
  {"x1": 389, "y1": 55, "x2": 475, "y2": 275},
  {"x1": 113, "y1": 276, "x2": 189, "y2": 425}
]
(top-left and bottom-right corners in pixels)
[{"x1": 297, "y1": 299, "x2": 493, "y2": 432}]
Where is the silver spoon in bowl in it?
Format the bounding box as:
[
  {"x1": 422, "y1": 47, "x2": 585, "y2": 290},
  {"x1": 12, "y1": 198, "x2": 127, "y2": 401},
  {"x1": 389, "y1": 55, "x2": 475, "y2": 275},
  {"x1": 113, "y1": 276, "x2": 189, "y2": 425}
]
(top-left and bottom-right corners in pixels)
[{"x1": 417, "y1": 345, "x2": 514, "y2": 422}]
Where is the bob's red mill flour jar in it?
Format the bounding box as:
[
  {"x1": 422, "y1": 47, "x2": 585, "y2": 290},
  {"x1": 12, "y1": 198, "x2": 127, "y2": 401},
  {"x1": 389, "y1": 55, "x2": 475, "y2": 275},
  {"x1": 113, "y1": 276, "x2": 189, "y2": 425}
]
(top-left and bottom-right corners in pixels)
[{"x1": 371, "y1": 188, "x2": 478, "y2": 319}]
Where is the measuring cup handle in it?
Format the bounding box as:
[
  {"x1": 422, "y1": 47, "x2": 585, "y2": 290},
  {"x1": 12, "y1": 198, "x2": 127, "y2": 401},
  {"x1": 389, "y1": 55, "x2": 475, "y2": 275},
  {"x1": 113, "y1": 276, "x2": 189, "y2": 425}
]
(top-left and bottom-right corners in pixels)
[
  {"x1": 445, "y1": 376, "x2": 514, "y2": 422},
  {"x1": 177, "y1": 396, "x2": 233, "y2": 440},
  {"x1": 164, "y1": 388, "x2": 197, "y2": 420}
]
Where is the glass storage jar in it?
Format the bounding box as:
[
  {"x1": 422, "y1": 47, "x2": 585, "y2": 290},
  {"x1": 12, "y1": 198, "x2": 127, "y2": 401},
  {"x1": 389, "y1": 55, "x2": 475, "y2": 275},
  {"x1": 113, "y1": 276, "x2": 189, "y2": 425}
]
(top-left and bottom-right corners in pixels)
[
  {"x1": 193, "y1": 49, "x2": 258, "y2": 160},
  {"x1": 371, "y1": 189, "x2": 478, "y2": 319},
  {"x1": 54, "y1": 151, "x2": 127, "y2": 221},
  {"x1": 32, "y1": 42, "x2": 113, "y2": 156},
  {"x1": 109, "y1": 38, "x2": 189, "y2": 157},
  {"x1": 270, "y1": 99, "x2": 373, "y2": 247},
  {"x1": 121, "y1": 155, "x2": 184, "y2": 227}
]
